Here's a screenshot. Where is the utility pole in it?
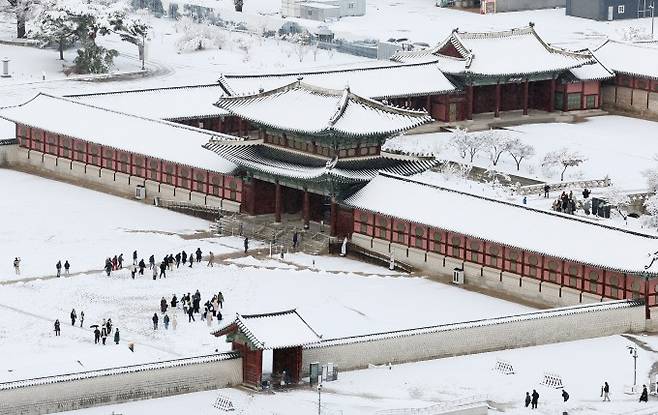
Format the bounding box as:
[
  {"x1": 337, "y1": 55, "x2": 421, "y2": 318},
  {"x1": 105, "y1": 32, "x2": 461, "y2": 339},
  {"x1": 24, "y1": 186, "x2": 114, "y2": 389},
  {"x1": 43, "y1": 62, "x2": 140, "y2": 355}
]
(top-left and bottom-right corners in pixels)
[
  {"x1": 651, "y1": 0, "x2": 655, "y2": 39},
  {"x1": 141, "y1": 33, "x2": 146, "y2": 71},
  {"x1": 317, "y1": 383, "x2": 323, "y2": 415}
]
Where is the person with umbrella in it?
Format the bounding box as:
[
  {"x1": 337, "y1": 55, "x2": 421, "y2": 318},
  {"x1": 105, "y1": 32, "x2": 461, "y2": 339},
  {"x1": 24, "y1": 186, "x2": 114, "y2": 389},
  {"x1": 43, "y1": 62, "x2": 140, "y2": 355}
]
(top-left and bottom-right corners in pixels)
[{"x1": 91, "y1": 325, "x2": 100, "y2": 344}]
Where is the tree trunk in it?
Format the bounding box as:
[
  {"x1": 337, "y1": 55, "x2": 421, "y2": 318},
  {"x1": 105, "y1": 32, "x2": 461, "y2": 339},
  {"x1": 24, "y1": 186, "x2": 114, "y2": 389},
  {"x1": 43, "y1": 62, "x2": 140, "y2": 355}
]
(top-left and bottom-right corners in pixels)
[
  {"x1": 17, "y1": 16, "x2": 26, "y2": 39},
  {"x1": 561, "y1": 165, "x2": 567, "y2": 181},
  {"x1": 59, "y1": 39, "x2": 64, "y2": 60}
]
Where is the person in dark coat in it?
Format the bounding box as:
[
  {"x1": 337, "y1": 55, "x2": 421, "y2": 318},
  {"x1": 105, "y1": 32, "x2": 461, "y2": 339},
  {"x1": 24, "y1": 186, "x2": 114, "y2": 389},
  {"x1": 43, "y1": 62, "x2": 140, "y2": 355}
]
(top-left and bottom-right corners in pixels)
[
  {"x1": 187, "y1": 306, "x2": 195, "y2": 322},
  {"x1": 524, "y1": 392, "x2": 531, "y2": 407},
  {"x1": 171, "y1": 294, "x2": 178, "y2": 309},
  {"x1": 164, "y1": 314, "x2": 170, "y2": 329},
  {"x1": 118, "y1": 253, "x2": 124, "y2": 269},
  {"x1": 189, "y1": 254, "x2": 194, "y2": 268},
  {"x1": 195, "y1": 248, "x2": 202, "y2": 263},
  {"x1": 94, "y1": 327, "x2": 100, "y2": 344},
  {"x1": 244, "y1": 237, "x2": 249, "y2": 254},
  {"x1": 149, "y1": 254, "x2": 155, "y2": 270},
  {"x1": 175, "y1": 253, "x2": 181, "y2": 268},
  {"x1": 114, "y1": 329, "x2": 120, "y2": 344},
  {"x1": 112, "y1": 255, "x2": 118, "y2": 271},
  {"x1": 159, "y1": 261, "x2": 166, "y2": 278},
  {"x1": 602, "y1": 381, "x2": 611, "y2": 401},
  {"x1": 181, "y1": 251, "x2": 187, "y2": 265},
  {"x1": 101, "y1": 327, "x2": 107, "y2": 345},
  {"x1": 64, "y1": 260, "x2": 70, "y2": 276},
  {"x1": 80, "y1": 310, "x2": 84, "y2": 327},
  {"x1": 543, "y1": 184, "x2": 550, "y2": 198},
  {"x1": 562, "y1": 390, "x2": 569, "y2": 402},
  {"x1": 132, "y1": 250, "x2": 138, "y2": 265},
  {"x1": 70, "y1": 308, "x2": 77, "y2": 326},
  {"x1": 138, "y1": 259, "x2": 146, "y2": 275},
  {"x1": 54, "y1": 319, "x2": 61, "y2": 336},
  {"x1": 531, "y1": 389, "x2": 539, "y2": 409},
  {"x1": 292, "y1": 232, "x2": 298, "y2": 249},
  {"x1": 640, "y1": 385, "x2": 649, "y2": 402},
  {"x1": 160, "y1": 297, "x2": 168, "y2": 313},
  {"x1": 105, "y1": 258, "x2": 112, "y2": 276},
  {"x1": 152, "y1": 313, "x2": 159, "y2": 330},
  {"x1": 56, "y1": 260, "x2": 62, "y2": 277}
]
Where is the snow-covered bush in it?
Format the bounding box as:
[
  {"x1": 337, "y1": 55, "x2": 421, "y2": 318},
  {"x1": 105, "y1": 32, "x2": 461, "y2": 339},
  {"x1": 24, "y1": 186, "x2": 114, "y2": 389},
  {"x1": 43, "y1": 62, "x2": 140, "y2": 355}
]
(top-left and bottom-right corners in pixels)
[{"x1": 175, "y1": 18, "x2": 224, "y2": 52}]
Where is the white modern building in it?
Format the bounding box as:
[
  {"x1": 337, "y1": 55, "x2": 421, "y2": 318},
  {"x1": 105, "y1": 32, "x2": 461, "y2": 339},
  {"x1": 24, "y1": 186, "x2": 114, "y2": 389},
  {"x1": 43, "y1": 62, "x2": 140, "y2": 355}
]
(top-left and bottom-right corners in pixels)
[{"x1": 281, "y1": 0, "x2": 365, "y2": 20}]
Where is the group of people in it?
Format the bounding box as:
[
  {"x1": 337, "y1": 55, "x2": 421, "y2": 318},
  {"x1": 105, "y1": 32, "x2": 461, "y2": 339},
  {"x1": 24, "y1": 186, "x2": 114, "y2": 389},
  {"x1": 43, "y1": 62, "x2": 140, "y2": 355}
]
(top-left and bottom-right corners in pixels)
[
  {"x1": 152, "y1": 290, "x2": 225, "y2": 330},
  {"x1": 53, "y1": 310, "x2": 119, "y2": 346},
  {"x1": 103, "y1": 248, "x2": 213, "y2": 279},
  {"x1": 551, "y1": 191, "x2": 578, "y2": 215},
  {"x1": 523, "y1": 381, "x2": 652, "y2": 409},
  {"x1": 55, "y1": 260, "x2": 71, "y2": 277}
]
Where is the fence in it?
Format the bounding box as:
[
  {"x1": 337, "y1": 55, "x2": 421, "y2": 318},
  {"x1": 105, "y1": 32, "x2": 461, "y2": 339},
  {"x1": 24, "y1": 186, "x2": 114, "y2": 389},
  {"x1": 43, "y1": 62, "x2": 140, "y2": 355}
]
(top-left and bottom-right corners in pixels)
[{"x1": 375, "y1": 395, "x2": 488, "y2": 415}]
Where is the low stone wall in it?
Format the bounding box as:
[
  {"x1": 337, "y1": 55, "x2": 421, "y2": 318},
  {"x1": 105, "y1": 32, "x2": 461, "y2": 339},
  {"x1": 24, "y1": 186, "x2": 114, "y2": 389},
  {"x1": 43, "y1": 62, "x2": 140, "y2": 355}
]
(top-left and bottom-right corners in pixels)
[
  {"x1": 1, "y1": 146, "x2": 240, "y2": 213},
  {"x1": 0, "y1": 353, "x2": 242, "y2": 415},
  {"x1": 602, "y1": 85, "x2": 658, "y2": 119},
  {"x1": 301, "y1": 300, "x2": 645, "y2": 374}
]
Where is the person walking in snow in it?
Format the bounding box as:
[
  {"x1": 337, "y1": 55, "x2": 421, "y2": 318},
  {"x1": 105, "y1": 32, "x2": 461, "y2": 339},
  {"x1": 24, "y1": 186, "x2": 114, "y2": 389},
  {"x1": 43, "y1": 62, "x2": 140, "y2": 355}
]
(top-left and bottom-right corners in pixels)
[
  {"x1": 244, "y1": 237, "x2": 249, "y2": 254},
  {"x1": 114, "y1": 328, "x2": 120, "y2": 345},
  {"x1": 130, "y1": 263, "x2": 137, "y2": 279},
  {"x1": 80, "y1": 310, "x2": 84, "y2": 327},
  {"x1": 543, "y1": 184, "x2": 550, "y2": 198},
  {"x1": 195, "y1": 248, "x2": 202, "y2": 263},
  {"x1": 562, "y1": 390, "x2": 569, "y2": 402},
  {"x1": 208, "y1": 251, "x2": 214, "y2": 267},
  {"x1": 188, "y1": 254, "x2": 194, "y2": 268},
  {"x1": 152, "y1": 262, "x2": 158, "y2": 280},
  {"x1": 64, "y1": 260, "x2": 70, "y2": 276},
  {"x1": 159, "y1": 261, "x2": 167, "y2": 278},
  {"x1": 160, "y1": 297, "x2": 168, "y2": 313},
  {"x1": 101, "y1": 326, "x2": 107, "y2": 345},
  {"x1": 531, "y1": 389, "x2": 539, "y2": 409},
  {"x1": 602, "y1": 381, "x2": 610, "y2": 401},
  {"x1": 54, "y1": 319, "x2": 61, "y2": 336},
  {"x1": 181, "y1": 251, "x2": 187, "y2": 265},
  {"x1": 292, "y1": 232, "x2": 298, "y2": 249},
  {"x1": 171, "y1": 313, "x2": 177, "y2": 330},
  {"x1": 13, "y1": 257, "x2": 20, "y2": 275},
  {"x1": 94, "y1": 327, "x2": 100, "y2": 344},
  {"x1": 112, "y1": 255, "x2": 118, "y2": 271},
  {"x1": 524, "y1": 392, "x2": 531, "y2": 408},
  {"x1": 187, "y1": 306, "x2": 195, "y2": 322},
  {"x1": 175, "y1": 253, "x2": 181, "y2": 268},
  {"x1": 149, "y1": 254, "x2": 155, "y2": 270},
  {"x1": 118, "y1": 253, "x2": 124, "y2": 269},
  {"x1": 105, "y1": 258, "x2": 112, "y2": 276},
  {"x1": 138, "y1": 259, "x2": 145, "y2": 275},
  {"x1": 217, "y1": 291, "x2": 224, "y2": 308},
  {"x1": 56, "y1": 260, "x2": 62, "y2": 277},
  {"x1": 132, "y1": 250, "x2": 138, "y2": 266},
  {"x1": 171, "y1": 294, "x2": 178, "y2": 309},
  {"x1": 640, "y1": 385, "x2": 649, "y2": 403},
  {"x1": 164, "y1": 314, "x2": 170, "y2": 330},
  {"x1": 152, "y1": 313, "x2": 159, "y2": 330},
  {"x1": 70, "y1": 308, "x2": 77, "y2": 326}
]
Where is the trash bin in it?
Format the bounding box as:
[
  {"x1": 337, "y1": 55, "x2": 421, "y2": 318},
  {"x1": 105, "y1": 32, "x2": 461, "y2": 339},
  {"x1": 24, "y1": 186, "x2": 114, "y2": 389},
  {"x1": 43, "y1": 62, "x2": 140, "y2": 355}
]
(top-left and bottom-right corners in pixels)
[{"x1": 453, "y1": 268, "x2": 464, "y2": 284}]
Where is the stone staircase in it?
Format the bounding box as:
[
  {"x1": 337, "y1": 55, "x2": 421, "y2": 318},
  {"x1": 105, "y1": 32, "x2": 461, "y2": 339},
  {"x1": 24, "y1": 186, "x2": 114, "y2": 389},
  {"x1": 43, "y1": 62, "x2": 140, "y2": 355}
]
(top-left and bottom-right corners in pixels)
[{"x1": 213, "y1": 213, "x2": 333, "y2": 255}]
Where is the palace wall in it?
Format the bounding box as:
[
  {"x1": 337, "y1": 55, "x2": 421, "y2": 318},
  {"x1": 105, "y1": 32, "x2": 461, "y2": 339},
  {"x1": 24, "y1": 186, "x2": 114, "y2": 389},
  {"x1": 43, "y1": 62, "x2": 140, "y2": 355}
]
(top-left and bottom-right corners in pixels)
[
  {"x1": 0, "y1": 354, "x2": 242, "y2": 415},
  {"x1": 301, "y1": 300, "x2": 645, "y2": 374}
]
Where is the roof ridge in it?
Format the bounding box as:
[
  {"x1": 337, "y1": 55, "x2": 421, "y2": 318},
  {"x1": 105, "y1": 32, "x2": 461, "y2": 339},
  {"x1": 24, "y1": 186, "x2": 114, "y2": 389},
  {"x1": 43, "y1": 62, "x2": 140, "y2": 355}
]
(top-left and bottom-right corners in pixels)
[
  {"x1": 373, "y1": 171, "x2": 658, "y2": 241},
  {"x1": 64, "y1": 83, "x2": 222, "y2": 98},
  {"x1": 30, "y1": 93, "x2": 234, "y2": 140},
  {"x1": 239, "y1": 309, "x2": 298, "y2": 319}
]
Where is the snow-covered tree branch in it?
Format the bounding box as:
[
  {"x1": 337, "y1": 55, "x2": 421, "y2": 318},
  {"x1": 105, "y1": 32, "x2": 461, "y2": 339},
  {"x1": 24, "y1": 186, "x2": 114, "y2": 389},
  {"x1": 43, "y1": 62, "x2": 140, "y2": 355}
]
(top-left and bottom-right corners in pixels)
[
  {"x1": 507, "y1": 138, "x2": 535, "y2": 171},
  {"x1": 542, "y1": 148, "x2": 585, "y2": 181}
]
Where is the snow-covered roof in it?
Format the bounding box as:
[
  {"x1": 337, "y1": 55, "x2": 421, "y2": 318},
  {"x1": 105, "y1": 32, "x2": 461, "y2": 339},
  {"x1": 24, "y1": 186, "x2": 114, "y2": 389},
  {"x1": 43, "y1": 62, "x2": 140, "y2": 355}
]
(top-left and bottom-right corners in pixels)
[
  {"x1": 569, "y1": 59, "x2": 615, "y2": 81},
  {"x1": 344, "y1": 173, "x2": 658, "y2": 275},
  {"x1": 67, "y1": 84, "x2": 229, "y2": 121},
  {"x1": 218, "y1": 61, "x2": 457, "y2": 100},
  {"x1": 594, "y1": 40, "x2": 658, "y2": 80},
  {"x1": 214, "y1": 81, "x2": 433, "y2": 138},
  {"x1": 393, "y1": 25, "x2": 599, "y2": 78},
  {"x1": 214, "y1": 309, "x2": 322, "y2": 349},
  {"x1": 203, "y1": 141, "x2": 438, "y2": 183},
  {"x1": 0, "y1": 94, "x2": 237, "y2": 174},
  {"x1": 304, "y1": 300, "x2": 642, "y2": 349}
]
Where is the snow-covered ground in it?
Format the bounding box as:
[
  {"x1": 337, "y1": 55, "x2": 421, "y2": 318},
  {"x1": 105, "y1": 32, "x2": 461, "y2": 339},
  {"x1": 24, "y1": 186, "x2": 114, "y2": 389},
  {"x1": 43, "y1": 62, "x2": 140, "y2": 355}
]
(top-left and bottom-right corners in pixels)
[
  {"x1": 388, "y1": 116, "x2": 658, "y2": 191},
  {"x1": 60, "y1": 334, "x2": 658, "y2": 415},
  {"x1": 0, "y1": 169, "x2": 532, "y2": 382}
]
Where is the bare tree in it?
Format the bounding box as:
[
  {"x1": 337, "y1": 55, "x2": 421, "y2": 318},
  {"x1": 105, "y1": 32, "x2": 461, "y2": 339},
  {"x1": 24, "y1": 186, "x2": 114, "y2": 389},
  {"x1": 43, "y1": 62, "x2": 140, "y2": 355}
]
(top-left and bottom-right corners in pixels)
[
  {"x1": 451, "y1": 127, "x2": 485, "y2": 162},
  {"x1": 507, "y1": 138, "x2": 535, "y2": 171},
  {"x1": 542, "y1": 148, "x2": 585, "y2": 181},
  {"x1": 481, "y1": 129, "x2": 513, "y2": 166}
]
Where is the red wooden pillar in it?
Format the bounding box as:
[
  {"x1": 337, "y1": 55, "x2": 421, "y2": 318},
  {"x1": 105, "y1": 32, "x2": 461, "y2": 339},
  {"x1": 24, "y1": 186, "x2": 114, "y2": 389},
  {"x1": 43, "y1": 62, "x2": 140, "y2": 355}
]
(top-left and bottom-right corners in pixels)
[
  {"x1": 274, "y1": 181, "x2": 282, "y2": 223},
  {"x1": 466, "y1": 85, "x2": 473, "y2": 120},
  {"x1": 494, "y1": 83, "x2": 501, "y2": 118},
  {"x1": 562, "y1": 86, "x2": 569, "y2": 112},
  {"x1": 426, "y1": 96, "x2": 432, "y2": 116},
  {"x1": 523, "y1": 80, "x2": 529, "y2": 115},
  {"x1": 330, "y1": 197, "x2": 337, "y2": 237},
  {"x1": 580, "y1": 81, "x2": 586, "y2": 110},
  {"x1": 645, "y1": 275, "x2": 651, "y2": 319},
  {"x1": 302, "y1": 189, "x2": 310, "y2": 227},
  {"x1": 549, "y1": 78, "x2": 556, "y2": 112}
]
